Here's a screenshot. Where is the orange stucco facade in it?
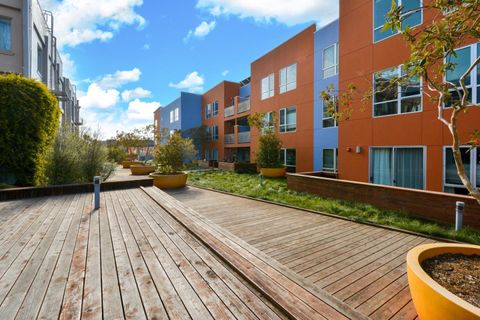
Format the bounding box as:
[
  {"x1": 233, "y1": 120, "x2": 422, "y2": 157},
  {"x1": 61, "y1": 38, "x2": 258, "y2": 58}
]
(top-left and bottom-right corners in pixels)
[
  {"x1": 339, "y1": 0, "x2": 480, "y2": 192},
  {"x1": 250, "y1": 25, "x2": 316, "y2": 172}
]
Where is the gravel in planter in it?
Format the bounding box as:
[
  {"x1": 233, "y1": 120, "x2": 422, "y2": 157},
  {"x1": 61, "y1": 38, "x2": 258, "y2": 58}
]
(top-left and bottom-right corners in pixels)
[{"x1": 422, "y1": 253, "x2": 480, "y2": 308}]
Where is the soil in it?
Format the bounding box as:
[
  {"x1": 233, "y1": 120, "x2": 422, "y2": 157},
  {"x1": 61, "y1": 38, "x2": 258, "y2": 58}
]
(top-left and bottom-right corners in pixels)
[{"x1": 422, "y1": 253, "x2": 480, "y2": 308}]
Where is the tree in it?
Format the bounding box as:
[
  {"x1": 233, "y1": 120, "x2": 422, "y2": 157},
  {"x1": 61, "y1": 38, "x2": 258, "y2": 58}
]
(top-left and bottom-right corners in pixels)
[
  {"x1": 183, "y1": 125, "x2": 210, "y2": 154},
  {"x1": 248, "y1": 112, "x2": 283, "y2": 168},
  {"x1": 115, "y1": 125, "x2": 155, "y2": 161},
  {"x1": 323, "y1": 1, "x2": 480, "y2": 204},
  {"x1": 154, "y1": 132, "x2": 197, "y2": 174}
]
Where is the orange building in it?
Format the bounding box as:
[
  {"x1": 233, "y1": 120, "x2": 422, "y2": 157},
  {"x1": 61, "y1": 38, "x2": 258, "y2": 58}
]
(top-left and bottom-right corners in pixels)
[
  {"x1": 338, "y1": 0, "x2": 480, "y2": 194},
  {"x1": 249, "y1": 25, "x2": 316, "y2": 172}
]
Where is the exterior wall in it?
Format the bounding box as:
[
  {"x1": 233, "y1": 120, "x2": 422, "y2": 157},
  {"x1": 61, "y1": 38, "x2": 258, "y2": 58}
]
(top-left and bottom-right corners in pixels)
[
  {"x1": 153, "y1": 108, "x2": 161, "y2": 142},
  {"x1": 250, "y1": 25, "x2": 316, "y2": 172},
  {"x1": 313, "y1": 20, "x2": 339, "y2": 171},
  {"x1": 159, "y1": 97, "x2": 182, "y2": 142},
  {"x1": 338, "y1": 0, "x2": 480, "y2": 192},
  {"x1": 179, "y1": 92, "x2": 202, "y2": 132},
  {"x1": 0, "y1": 0, "x2": 23, "y2": 74}
]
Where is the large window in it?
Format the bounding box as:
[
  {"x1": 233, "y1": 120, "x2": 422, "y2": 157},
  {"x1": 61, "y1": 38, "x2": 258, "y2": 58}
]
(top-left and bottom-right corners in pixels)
[
  {"x1": 323, "y1": 43, "x2": 338, "y2": 79},
  {"x1": 281, "y1": 148, "x2": 296, "y2": 173},
  {"x1": 370, "y1": 147, "x2": 424, "y2": 189},
  {"x1": 0, "y1": 18, "x2": 12, "y2": 51},
  {"x1": 374, "y1": 66, "x2": 421, "y2": 117},
  {"x1": 444, "y1": 147, "x2": 480, "y2": 194},
  {"x1": 279, "y1": 107, "x2": 296, "y2": 133},
  {"x1": 445, "y1": 44, "x2": 479, "y2": 107},
  {"x1": 205, "y1": 104, "x2": 212, "y2": 119},
  {"x1": 212, "y1": 125, "x2": 219, "y2": 141},
  {"x1": 212, "y1": 101, "x2": 219, "y2": 117},
  {"x1": 279, "y1": 64, "x2": 297, "y2": 93},
  {"x1": 374, "y1": 0, "x2": 422, "y2": 42},
  {"x1": 169, "y1": 110, "x2": 174, "y2": 123},
  {"x1": 174, "y1": 108, "x2": 179, "y2": 121},
  {"x1": 261, "y1": 74, "x2": 275, "y2": 100},
  {"x1": 323, "y1": 148, "x2": 338, "y2": 172},
  {"x1": 322, "y1": 96, "x2": 337, "y2": 128},
  {"x1": 263, "y1": 111, "x2": 275, "y2": 132}
]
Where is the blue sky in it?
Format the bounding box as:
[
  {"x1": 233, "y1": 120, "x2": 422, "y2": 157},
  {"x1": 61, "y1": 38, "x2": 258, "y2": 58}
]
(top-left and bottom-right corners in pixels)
[{"x1": 42, "y1": 0, "x2": 338, "y2": 138}]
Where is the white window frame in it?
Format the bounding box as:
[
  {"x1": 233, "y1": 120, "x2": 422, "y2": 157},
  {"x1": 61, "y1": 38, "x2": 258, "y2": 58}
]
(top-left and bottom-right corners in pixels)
[
  {"x1": 212, "y1": 101, "x2": 219, "y2": 117},
  {"x1": 322, "y1": 96, "x2": 338, "y2": 128},
  {"x1": 373, "y1": 0, "x2": 423, "y2": 43},
  {"x1": 323, "y1": 43, "x2": 338, "y2": 79},
  {"x1": 261, "y1": 73, "x2": 275, "y2": 100},
  {"x1": 279, "y1": 63, "x2": 297, "y2": 93},
  {"x1": 169, "y1": 110, "x2": 174, "y2": 123},
  {"x1": 322, "y1": 148, "x2": 338, "y2": 172},
  {"x1": 373, "y1": 65, "x2": 423, "y2": 118},
  {"x1": 0, "y1": 17, "x2": 12, "y2": 52},
  {"x1": 280, "y1": 148, "x2": 296, "y2": 170},
  {"x1": 205, "y1": 104, "x2": 212, "y2": 119},
  {"x1": 369, "y1": 146, "x2": 427, "y2": 189},
  {"x1": 279, "y1": 106, "x2": 297, "y2": 133},
  {"x1": 443, "y1": 146, "x2": 479, "y2": 192},
  {"x1": 263, "y1": 111, "x2": 275, "y2": 132},
  {"x1": 174, "y1": 108, "x2": 179, "y2": 121}
]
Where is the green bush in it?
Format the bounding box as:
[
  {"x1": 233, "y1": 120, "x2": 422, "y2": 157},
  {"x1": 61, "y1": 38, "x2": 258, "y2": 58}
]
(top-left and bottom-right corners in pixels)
[
  {"x1": 107, "y1": 145, "x2": 127, "y2": 163},
  {"x1": 256, "y1": 130, "x2": 283, "y2": 168},
  {"x1": 154, "y1": 132, "x2": 197, "y2": 174},
  {"x1": 46, "y1": 128, "x2": 115, "y2": 185},
  {"x1": 0, "y1": 74, "x2": 61, "y2": 185}
]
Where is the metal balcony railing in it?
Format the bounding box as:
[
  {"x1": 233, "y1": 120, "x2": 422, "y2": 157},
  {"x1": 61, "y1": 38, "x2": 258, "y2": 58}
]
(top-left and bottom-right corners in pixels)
[
  {"x1": 237, "y1": 97, "x2": 251, "y2": 114},
  {"x1": 224, "y1": 105, "x2": 235, "y2": 118},
  {"x1": 238, "y1": 131, "x2": 250, "y2": 144},
  {"x1": 224, "y1": 133, "x2": 235, "y2": 144}
]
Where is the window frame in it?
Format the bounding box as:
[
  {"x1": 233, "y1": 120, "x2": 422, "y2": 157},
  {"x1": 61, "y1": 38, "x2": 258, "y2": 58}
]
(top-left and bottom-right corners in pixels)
[
  {"x1": 174, "y1": 108, "x2": 179, "y2": 121},
  {"x1": 212, "y1": 101, "x2": 219, "y2": 117},
  {"x1": 205, "y1": 104, "x2": 212, "y2": 119},
  {"x1": 212, "y1": 125, "x2": 219, "y2": 141},
  {"x1": 372, "y1": 65, "x2": 423, "y2": 118},
  {"x1": 280, "y1": 148, "x2": 296, "y2": 172},
  {"x1": 169, "y1": 110, "x2": 174, "y2": 123},
  {"x1": 279, "y1": 63, "x2": 297, "y2": 94},
  {"x1": 443, "y1": 146, "x2": 479, "y2": 192},
  {"x1": 261, "y1": 73, "x2": 275, "y2": 100},
  {"x1": 322, "y1": 43, "x2": 338, "y2": 79},
  {"x1": 279, "y1": 106, "x2": 297, "y2": 133},
  {"x1": 263, "y1": 111, "x2": 275, "y2": 132},
  {"x1": 322, "y1": 148, "x2": 338, "y2": 172},
  {"x1": 322, "y1": 96, "x2": 338, "y2": 128},
  {"x1": 0, "y1": 17, "x2": 12, "y2": 53}
]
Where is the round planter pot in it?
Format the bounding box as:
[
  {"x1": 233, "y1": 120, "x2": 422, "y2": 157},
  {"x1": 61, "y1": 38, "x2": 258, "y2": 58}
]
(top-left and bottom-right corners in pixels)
[
  {"x1": 407, "y1": 243, "x2": 480, "y2": 320},
  {"x1": 260, "y1": 167, "x2": 286, "y2": 178},
  {"x1": 122, "y1": 160, "x2": 141, "y2": 169},
  {"x1": 149, "y1": 172, "x2": 188, "y2": 189},
  {"x1": 130, "y1": 164, "x2": 156, "y2": 175}
]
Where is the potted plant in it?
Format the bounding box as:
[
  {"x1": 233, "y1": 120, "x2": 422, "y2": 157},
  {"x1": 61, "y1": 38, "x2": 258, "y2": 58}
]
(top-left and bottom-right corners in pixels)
[
  {"x1": 248, "y1": 112, "x2": 286, "y2": 178},
  {"x1": 407, "y1": 243, "x2": 480, "y2": 320},
  {"x1": 150, "y1": 132, "x2": 196, "y2": 189}
]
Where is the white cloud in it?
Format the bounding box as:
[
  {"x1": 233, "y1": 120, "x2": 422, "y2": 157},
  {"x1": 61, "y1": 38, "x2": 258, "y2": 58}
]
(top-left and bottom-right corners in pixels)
[
  {"x1": 97, "y1": 68, "x2": 141, "y2": 88},
  {"x1": 127, "y1": 99, "x2": 161, "y2": 120},
  {"x1": 143, "y1": 43, "x2": 150, "y2": 50},
  {"x1": 196, "y1": 0, "x2": 338, "y2": 26},
  {"x1": 121, "y1": 87, "x2": 152, "y2": 102},
  {"x1": 60, "y1": 52, "x2": 76, "y2": 80},
  {"x1": 41, "y1": 0, "x2": 146, "y2": 48},
  {"x1": 184, "y1": 20, "x2": 216, "y2": 42},
  {"x1": 221, "y1": 70, "x2": 229, "y2": 77},
  {"x1": 169, "y1": 71, "x2": 205, "y2": 93},
  {"x1": 78, "y1": 83, "x2": 120, "y2": 109}
]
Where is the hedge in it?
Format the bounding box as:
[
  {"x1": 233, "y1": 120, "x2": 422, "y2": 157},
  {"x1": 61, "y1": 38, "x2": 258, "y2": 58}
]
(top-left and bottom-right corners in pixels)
[{"x1": 0, "y1": 74, "x2": 61, "y2": 186}]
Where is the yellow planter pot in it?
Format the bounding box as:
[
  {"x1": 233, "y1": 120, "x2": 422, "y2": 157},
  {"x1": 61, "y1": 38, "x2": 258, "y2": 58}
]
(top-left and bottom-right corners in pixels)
[
  {"x1": 122, "y1": 160, "x2": 140, "y2": 169},
  {"x1": 150, "y1": 173, "x2": 188, "y2": 189},
  {"x1": 260, "y1": 167, "x2": 286, "y2": 178},
  {"x1": 130, "y1": 164, "x2": 155, "y2": 175},
  {"x1": 407, "y1": 243, "x2": 480, "y2": 320}
]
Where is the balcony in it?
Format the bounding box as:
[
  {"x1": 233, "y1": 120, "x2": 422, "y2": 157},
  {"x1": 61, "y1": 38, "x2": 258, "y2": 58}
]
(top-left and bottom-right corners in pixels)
[
  {"x1": 237, "y1": 97, "x2": 251, "y2": 114},
  {"x1": 238, "y1": 131, "x2": 250, "y2": 144},
  {"x1": 224, "y1": 105, "x2": 235, "y2": 118},
  {"x1": 224, "y1": 133, "x2": 235, "y2": 144}
]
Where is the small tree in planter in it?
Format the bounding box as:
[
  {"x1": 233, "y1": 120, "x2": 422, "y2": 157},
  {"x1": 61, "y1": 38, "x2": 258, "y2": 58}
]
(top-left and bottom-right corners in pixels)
[
  {"x1": 150, "y1": 132, "x2": 197, "y2": 188},
  {"x1": 248, "y1": 112, "x2": 285, "y2": 177}
]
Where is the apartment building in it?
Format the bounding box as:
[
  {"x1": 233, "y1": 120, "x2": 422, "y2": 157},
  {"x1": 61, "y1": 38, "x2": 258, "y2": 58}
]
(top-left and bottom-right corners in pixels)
[
  {"x1": 250, "y1": 25, "x2": 316, "y2": 173},
  {"x1": 338, "y1": 0, "x2": 480, "y2": 194},
  {"x1": 0, "y1": 0, "x2": 81, "y2": 131}
]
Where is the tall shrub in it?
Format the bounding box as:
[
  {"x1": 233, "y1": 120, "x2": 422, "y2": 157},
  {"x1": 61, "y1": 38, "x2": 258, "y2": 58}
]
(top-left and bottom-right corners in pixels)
[
  {"x1": 154, "y1": 132, "x2": 197, "y2": 174},
  {"x1": 256, "y1": 130, "x2": 283, "y2": 168},
  {"x1": 0, "y1": 74, "x2": 60, "y2": 185}
]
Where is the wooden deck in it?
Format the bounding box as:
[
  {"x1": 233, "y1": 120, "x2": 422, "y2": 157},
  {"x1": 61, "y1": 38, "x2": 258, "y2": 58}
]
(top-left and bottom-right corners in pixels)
[{"x1": 168, "y1": 186, "x2": 437, "y2": 320}]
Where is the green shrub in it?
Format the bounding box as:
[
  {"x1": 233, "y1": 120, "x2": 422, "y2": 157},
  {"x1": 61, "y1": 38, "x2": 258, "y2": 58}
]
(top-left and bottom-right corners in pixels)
[
  {"x1": 256, "y1": 130, "x2": 283, "y2": 168},
  {"x1": 154, "y1": 132, "x2": 197, "y2": 174},
  {"x1": 0, "y1": 74, "x2": 61, "y2": 185},
  {"x1": 107, "y1": 145, "x2": 127, "y2": 163}
]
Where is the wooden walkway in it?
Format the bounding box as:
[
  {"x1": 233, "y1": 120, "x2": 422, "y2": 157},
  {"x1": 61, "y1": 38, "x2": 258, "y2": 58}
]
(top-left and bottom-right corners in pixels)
[{"x1": 168, "y1": 186, "x2": 437, "y2": 320}]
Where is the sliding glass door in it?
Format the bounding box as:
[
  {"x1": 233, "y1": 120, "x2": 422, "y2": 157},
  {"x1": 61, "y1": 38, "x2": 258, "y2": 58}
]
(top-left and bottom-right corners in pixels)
[{"x1": 371, "y1": 147, "x2": 424, "y2": 189}]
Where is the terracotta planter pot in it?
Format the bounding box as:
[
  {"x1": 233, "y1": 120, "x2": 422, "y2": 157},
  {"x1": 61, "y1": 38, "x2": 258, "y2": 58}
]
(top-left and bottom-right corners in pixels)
[
  {"x1": 407, "y1": 243, "x2": 480, "y2": 320},
  {"x1": 150, "y1": 172, "x2": 188, "y2": 189},
  {"x1": 130, "y1": 164, "x2": 155, "y2": 175},
  {"x1": 260, "y1": 167, "x2": 286, "y2": 178}
]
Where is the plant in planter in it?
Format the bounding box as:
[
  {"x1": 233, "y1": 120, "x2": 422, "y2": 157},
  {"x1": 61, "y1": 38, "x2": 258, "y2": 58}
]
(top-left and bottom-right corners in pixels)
[
  {"x1": 248, "y1": 112, "x2": 285, "y2": 178},
  {"x1": 150, "y1": 132, "x2": 197, "y2": 189}
]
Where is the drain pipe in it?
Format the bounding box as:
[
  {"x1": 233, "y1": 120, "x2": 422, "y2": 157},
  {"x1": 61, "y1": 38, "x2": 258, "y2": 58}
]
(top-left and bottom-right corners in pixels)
[
  {"x1": 455, "y1": 201, "x2": 464, "y2": 232},
  {"x1": 94, "y1": 176, "x2": 101, "y2": 209}
]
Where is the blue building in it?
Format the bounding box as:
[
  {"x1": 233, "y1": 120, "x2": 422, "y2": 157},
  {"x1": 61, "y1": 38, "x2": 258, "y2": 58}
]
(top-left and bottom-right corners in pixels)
[
  {"x1": 313, "y1": 20, "x2": 339, "y2": 173},
  {"x1": 154, "y1": 92, "x2": 202, "y2": 145}
]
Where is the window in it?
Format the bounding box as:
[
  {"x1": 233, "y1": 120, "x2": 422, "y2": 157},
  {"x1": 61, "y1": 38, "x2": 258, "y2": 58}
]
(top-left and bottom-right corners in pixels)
[
  {"x1": 0, "y1": 18, "x2": 12, "y2": 51},
  {"x1": 174, "y1": 108, "x2": 179, "y2": 121},
  {"x1": 279, "y1": 107, "x2": 296, "y2": 133},
  {"x1": 322, "y1": 96, "x2": 337, "y2": 128},
  {"x1": 444, "y1": 147, "x2": 480, "y2": 194},
  {"x1": 323, "y1": 43, "x2": 338, "y2": 78},
  {"x1": 212, "y1": 125, "x2": 219, "y2": 141},
  {"x1": 445, "y1": 44, "x2": 479, "y2": 108},
  {"x1": 206, "y1": 127, "x2": 211, "y2": 141},
  {"x1": 373, "y1": 66, "x2": 421, "y2": 117},
  {"x1": 280, "y1": 149, "x2": 296, "y2": 173},
  {"x1": 263, "y1": 111, "x2": 275, "y2": 132},
  {"x1": 205, "y1": 149, "x2": 210, "y2": 161},
  {"x1": 261, "y1": 74, "x2": 275, "y2": 100},
  {"x1": 212, "y1": 149, "x2": 219, "y2": 161},
  {"x1": 205, "y1": 104, "x2": 212, "y2": 119},
  {"x1": 323, "y1": 149, "x2": 338, "y2": 172},
  {"x1": 374, "y1": 0, "x2": 422, "y2": 42},
  {"x1": 37, "y1": 45, "x2": 46, "y2": 81},
  {"x1": 212, "y1": 101, "x2": 219, "y2": 117},
  {"x1": 370, "y1": 147, "x2": 424, "y2": 189},
  {"x1": 169, "y1": 110, "x2": 174, "y2": 123},
  {"x1": 279, "y1": 64, "x2": 297, "y2": 93}
]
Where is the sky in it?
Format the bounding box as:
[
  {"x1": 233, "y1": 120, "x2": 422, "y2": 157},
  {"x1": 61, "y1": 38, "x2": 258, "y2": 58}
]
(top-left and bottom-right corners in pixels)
[{"x1": 41, "y1": 0, "x2": 339, "y2": 138}]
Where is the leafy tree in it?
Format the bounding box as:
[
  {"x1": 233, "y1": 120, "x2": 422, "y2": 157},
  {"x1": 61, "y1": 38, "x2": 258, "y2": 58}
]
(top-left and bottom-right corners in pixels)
[
  {"x1": 115, "y1": 125, "x2": 155, "y2": 161},
  {"x1": 322, "y1": 1, "x2": 480, "y2": 204},
  {"x1": 248, "y1": 112, "x2": 283, "y2": 168},
  {"x1": 154, "y1": 132, "x2": 197, "y2": 174},
  {"x1": 0, "y1": 74, "x2": 60, "y2": 186}
]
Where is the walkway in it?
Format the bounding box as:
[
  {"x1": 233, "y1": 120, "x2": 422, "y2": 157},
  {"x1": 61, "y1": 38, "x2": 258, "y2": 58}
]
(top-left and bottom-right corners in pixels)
[{"x1": 168, "y1": 186, "x2": 437, "y2": 320}]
